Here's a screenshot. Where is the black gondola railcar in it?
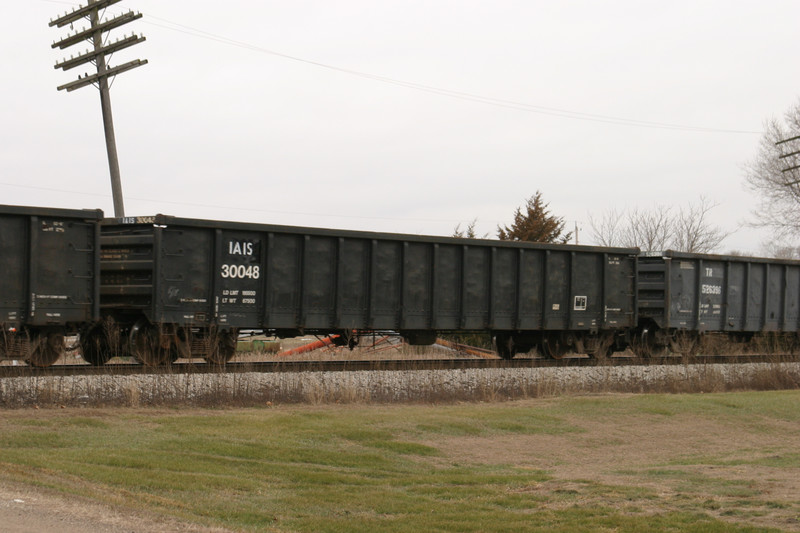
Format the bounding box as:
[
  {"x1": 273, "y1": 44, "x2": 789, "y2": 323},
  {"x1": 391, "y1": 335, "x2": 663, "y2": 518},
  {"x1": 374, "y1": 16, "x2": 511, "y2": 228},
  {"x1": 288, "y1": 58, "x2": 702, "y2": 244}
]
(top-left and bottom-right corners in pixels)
[
  {"x1": 0, "y1": 204, "x2": 102, "y2": 366},
  {"x1": 95, "y1": 214, "x2": 639, "y2": 364},
  {"x1": 635, "y1": 250, "x2": 800, "y2": 355}
]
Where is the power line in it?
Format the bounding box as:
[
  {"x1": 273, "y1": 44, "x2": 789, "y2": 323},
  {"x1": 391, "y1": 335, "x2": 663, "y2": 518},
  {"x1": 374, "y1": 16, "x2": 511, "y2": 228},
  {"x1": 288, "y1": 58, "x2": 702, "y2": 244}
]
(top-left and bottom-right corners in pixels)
[
  {"x1": 42, "y1": 0, "x2": 762, "y2": 135},
  {"x1": 144, "y1": 16, "x2": 759, "y2": 134}
]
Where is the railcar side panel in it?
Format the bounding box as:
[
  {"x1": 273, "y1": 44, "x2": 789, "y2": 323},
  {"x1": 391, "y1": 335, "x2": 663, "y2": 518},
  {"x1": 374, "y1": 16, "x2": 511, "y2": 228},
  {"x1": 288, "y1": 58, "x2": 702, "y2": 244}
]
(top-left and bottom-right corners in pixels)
[
  {"x1": 745, "y1": 264, "x2": 765, "y2": 331},
  {"x1": 461, "y1": 246, "x2": 489, "y2": 330},
  {"x1": 432, "y1": 244, "x2": 460, "y2": 330},
  {"x1": 215, "y1": 230, "x2": 264, "y2": 328},
  {"x1": 765, "y1": 263, "x2": 784, "y2": 331},
  {"x1": 101, "y1": 216, "x2": 638, "y2": 338},
  {"x1": 490, "y1": 247, "x2": 518, "y2": 330},
  {"x1": 0, "y1": 207, "x2": 101, "y2": 329},
  {"x1": 725, "y1": 262, "x2": 746, "y2": 331},
  {"x1": 698, "y1": 259, "x2": 725, "y2": 331},
  {"x1": 517, "y1": 250, "x2": 544, "y2": 330},
  {"x1": 785, "y1": 266, "x2": 800, "y2": 331},
  {"x1": 157, "y1": 227, "x2": 213, "y2": 324},
  {"x1": 266, "y1": 233, "x2": 302, "y2": 329},
  {"x1": 302, "y1": 236, "x2": 336, "y2": 329},
  {"x1": 570, "y1": 253, "x2": 601, "y2": 330},
  {"x1": 543, "y1": 251, "x2": 569, "y2": 330},
  {"x1": 398, "y1": 242, "x2": 427, "y2": 330},
  {"x1": 370, "y1": 240, "x2": 401, "y2": 329},
  {"x1": 657, "y1": 251, "x2": 800, "y2": 334},
  {"x1": 605, "y1": 253, "x2": 636, "y2": 327},
  {"x1": 338, "y1": 238, "x2": 370, "y2": 329},
  {"x1": 31, "y1": 217, "x2": 99, "y2": 325}
]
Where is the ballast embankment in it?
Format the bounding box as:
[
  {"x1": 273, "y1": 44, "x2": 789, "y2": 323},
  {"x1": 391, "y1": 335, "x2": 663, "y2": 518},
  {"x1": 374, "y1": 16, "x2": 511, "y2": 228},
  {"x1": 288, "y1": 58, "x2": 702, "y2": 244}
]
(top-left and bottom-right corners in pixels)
[{"x1": 2, "y1": 362, "x2": 799, "y2": 408}]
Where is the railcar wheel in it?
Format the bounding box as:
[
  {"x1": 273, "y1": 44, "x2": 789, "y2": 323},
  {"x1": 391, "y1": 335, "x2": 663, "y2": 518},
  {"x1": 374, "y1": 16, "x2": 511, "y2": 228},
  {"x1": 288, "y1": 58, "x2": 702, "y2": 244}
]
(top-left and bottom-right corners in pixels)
[
  {"x1": 28, "y1": 331, "x2": 64, "y2": 367},
  {"x1": 589, "y1": 333, "x2": 615, "y2": 359},
  {"x1": 204, "y1": 330, "x2": 237, "y2": 365},
  {"x1": 130, "y1": 321, "x2": 176, "y2": 366},
  {"x1": 630, "y1": 328, "x2": 668, "y2": 358},
  {"x1": 541, "y1": 333, "x2": 568, "y2": 359},
  {"x1": 669, "y1": 332, "x2": 699, "y2": 356},
  {"x1": 80, "y1": 324, "x2": 112, "y2": 366}
]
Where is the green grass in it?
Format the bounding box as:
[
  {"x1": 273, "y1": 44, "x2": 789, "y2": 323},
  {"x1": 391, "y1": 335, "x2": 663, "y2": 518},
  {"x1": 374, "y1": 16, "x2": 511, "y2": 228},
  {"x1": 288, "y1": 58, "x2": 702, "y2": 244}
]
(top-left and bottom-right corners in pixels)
[{"x1": 1, "y1": 393, "x2": 798, "y2": 532}]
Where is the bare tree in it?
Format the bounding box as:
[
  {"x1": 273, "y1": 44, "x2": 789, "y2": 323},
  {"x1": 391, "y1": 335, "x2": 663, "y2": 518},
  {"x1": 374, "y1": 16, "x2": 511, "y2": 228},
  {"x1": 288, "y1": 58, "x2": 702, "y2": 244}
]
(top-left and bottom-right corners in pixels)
[
  {"x1": 672, "y1": 197, "x2": 730, "y2": 253},
  {"x1": 625, "y1": 205, "x2": 675, "y2": 253},
  {"x1": 760, "y1": 240, "x2": 800, "y2": 260},
  {"x1": 744, "y1": 99, "x2": 800, "y2": 239},
  {"x1": 589, "y1": 205, "x2": 675, "y2": 252},
  {"x1": 589, "y1": 198, "x2": 729, "y2": 253},
  {"x1": 587, "y1": 208, "x2": 623, "y2": 247}
]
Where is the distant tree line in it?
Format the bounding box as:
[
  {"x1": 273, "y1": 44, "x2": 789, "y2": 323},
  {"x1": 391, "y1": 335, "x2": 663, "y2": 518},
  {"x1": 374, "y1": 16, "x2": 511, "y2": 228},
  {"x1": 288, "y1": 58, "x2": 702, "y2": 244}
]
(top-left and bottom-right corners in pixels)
[{"x1": 454, "y1": 191, "x2": 727, "y2": 254}]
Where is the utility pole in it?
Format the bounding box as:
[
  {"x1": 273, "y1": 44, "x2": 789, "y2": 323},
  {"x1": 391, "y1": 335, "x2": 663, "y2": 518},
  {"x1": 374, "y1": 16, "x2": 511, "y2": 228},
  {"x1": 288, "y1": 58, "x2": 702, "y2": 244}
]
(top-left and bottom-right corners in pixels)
[{"x1": 50, "y1": 0, "x2": 147, "y2": 217}]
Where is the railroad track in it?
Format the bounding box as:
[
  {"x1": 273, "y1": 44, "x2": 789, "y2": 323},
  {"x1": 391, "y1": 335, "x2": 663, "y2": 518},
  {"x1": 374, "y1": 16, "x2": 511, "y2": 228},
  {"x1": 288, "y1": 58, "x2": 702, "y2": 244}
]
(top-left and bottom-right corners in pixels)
[{"x1": 1, "y1": 354, "x2": 798, "y2": 378}]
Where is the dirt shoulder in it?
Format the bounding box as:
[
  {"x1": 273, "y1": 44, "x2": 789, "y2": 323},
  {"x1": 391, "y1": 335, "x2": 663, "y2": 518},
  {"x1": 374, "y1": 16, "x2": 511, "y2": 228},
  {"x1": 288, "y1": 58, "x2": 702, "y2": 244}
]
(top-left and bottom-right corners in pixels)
[{"x1": 0, "y1": 482, "x2": 228, "y2": 533}]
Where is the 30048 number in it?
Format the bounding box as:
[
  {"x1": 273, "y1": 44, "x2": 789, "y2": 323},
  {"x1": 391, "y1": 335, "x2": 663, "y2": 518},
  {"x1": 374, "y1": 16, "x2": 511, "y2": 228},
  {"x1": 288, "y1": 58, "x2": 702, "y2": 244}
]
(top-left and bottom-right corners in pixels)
[{"x1": 220, "y1": 264, "x2": 260, "y2": 279}]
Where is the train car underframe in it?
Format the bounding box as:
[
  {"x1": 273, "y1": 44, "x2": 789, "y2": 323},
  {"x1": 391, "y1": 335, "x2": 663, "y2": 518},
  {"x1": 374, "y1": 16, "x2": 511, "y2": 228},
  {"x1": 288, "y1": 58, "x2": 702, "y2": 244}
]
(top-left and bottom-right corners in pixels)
[
  {"x1": 79, "y1": 317, "x2": 239, "y2": 366},
  {"x1": 0, "y1": 325, "x2": 71, "y2": 367},
  {"x1": 7, "y1": 322, "x2": 800, "y2": 367},
  {"x1": 494, "y1": 330, "x2": 618, "y2": 360}
]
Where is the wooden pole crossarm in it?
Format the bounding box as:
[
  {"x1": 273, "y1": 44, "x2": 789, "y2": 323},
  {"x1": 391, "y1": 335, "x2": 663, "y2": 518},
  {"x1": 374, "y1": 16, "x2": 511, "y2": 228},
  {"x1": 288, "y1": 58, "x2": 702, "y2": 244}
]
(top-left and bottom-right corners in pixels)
[
  {"x1": 52, "y1": 11, "x2": 142, "y2": 50},
  {"x1": 54, "y1": 34, "x2": 146, "y2": 71},
  {"x1": 57, "y1": 58, "x2": 148, "y2": 92},
  {"x1": 49, "y1": 0, "x2": 123, "y2": 28}
]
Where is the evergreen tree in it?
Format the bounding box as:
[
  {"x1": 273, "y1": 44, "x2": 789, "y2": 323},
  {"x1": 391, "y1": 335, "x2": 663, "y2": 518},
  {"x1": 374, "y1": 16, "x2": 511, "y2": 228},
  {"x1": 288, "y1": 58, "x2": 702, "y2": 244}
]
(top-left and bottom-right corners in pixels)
[
  {"x1": 452, "y1": 218, "x2": 481, "y2": 238},
  {"x1": 497, "y1": 191, "x2": 572, "y2": 244}
]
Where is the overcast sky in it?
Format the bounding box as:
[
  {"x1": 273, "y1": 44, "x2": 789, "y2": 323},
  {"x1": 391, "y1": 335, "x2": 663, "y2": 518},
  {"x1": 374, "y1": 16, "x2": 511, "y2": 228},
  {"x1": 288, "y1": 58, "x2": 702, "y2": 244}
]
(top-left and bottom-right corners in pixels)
[{"x1": 2, "y1": 1, "x2": 799, "y2": 254}]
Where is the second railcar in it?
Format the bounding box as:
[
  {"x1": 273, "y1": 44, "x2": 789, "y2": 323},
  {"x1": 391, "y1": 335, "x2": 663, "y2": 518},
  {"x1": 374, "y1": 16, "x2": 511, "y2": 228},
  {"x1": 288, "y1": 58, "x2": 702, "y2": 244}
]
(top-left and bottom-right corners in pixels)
[
  {"x1": 635, "y1": 250, "x2": 800, "y2": 355},
  {"x1": 95, "y1": 215, "x2": 638, "y2": 364}
]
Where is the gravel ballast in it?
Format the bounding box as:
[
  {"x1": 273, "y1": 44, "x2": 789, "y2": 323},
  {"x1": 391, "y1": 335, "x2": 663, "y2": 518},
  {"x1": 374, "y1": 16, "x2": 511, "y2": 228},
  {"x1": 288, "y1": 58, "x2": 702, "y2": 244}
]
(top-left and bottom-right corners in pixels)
[{"x1": 2, "y1": 362, "x2": 799, "y2": 407}]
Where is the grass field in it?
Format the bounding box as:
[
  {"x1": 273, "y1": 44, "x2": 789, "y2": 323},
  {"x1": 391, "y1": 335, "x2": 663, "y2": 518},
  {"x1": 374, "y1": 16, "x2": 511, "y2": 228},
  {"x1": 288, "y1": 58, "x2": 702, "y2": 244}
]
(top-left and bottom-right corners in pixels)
[{"x1": 1, "y1": 391, "x2": 799, "y2": 532}]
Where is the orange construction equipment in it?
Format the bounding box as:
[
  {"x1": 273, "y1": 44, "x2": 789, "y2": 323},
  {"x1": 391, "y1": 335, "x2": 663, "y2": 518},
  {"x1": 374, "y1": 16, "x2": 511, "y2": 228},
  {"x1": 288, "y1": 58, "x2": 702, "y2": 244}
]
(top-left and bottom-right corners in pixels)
[{"x1": 276, "y1": 335, "x2": 338, "y2": 357}]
